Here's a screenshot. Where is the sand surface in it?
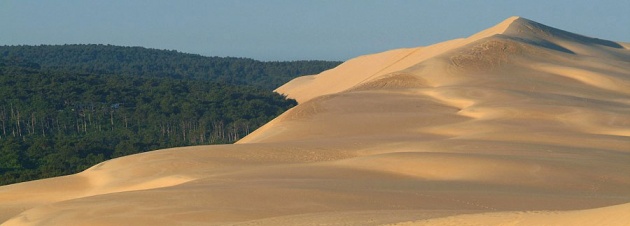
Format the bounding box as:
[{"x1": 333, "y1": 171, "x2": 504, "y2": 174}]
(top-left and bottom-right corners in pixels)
[{"x1": 2, "y1": 17, "x2": 630, "y2": 225}]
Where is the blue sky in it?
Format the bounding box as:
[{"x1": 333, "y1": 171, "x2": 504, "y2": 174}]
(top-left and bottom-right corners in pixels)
[{"x1": 1, "y1": 0, "x2": 628, "y2": 61}]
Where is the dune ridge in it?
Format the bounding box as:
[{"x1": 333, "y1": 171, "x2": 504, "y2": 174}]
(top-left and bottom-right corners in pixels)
[{"x1": 2, "y1": 16, "x2": 630, "y2": 225}]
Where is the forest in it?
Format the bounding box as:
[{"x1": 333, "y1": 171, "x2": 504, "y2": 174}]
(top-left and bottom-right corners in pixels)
[
  {"x1": 0, "y1": 44, "x2": 340, "y2": 90},
  {"x1": 0, "y1": 45, "x2": 341, "y2": 185}
]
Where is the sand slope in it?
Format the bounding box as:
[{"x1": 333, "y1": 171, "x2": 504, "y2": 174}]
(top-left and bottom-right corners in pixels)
[
  {"x1": 2, "y1": 17, "x2": 630, "y2": 225},
  {"x1": 389, "y1": 202, "x2": 630, "y2": 226}
]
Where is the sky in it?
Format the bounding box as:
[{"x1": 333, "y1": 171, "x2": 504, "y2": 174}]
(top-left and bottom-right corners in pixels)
[{"x1": 1, "y1": 0, "x2": 629, "y2": 61}]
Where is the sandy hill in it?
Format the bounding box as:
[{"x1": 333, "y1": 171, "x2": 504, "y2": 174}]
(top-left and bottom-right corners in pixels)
[{"x1": 1, "y1": 16, "x2": 630, "y2": 226}]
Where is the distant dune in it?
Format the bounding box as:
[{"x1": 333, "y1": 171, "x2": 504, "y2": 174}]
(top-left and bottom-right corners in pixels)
[{"x1": 2, "y1": 16, "x2": 630, "y2": 226}]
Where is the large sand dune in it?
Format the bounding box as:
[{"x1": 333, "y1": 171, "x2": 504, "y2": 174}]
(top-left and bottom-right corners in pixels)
[{"x1": 2, "y1": 17, "x2": 630, "y2": 225}]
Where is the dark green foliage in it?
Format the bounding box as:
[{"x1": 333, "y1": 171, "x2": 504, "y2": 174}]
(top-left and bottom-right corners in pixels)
[
  {"x1": 0, "y1": 47, "x2": 326, "y2": 185},
  {"x1": 0, "y1": 44, "x2": 341, "y2": 90}
]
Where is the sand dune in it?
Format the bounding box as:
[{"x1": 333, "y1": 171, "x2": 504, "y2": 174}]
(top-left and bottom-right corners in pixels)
[{"x1": 2, "y1": 17, "x2": 630, "y2": 225}]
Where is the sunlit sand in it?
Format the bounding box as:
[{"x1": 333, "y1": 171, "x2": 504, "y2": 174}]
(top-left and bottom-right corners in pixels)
[{"x1": 2, "y1": 17, "x2": 629, "y2": 225}]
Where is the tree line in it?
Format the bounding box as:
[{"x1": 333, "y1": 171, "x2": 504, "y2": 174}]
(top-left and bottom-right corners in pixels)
[{"x1": 0, "y1": 44, "x2": 341, "y2": 90}]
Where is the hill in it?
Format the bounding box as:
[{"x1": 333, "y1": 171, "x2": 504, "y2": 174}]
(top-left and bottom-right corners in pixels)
[
  {"x1": 0, "y1": 44, "x2": 341, "y2": 90},
  {"x1": 1, "y1": 17, "x2": 629, "y2": 225}
]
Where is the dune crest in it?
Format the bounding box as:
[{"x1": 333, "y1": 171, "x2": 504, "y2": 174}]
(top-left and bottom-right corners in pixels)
[{"x1": 2, "y1": 16, "x2": 630, "y2": 226}]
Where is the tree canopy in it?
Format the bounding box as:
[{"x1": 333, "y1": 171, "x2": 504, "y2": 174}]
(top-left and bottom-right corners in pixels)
[{"x1": 0, "y1": 44, "x2": 341, "y2": 90}]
